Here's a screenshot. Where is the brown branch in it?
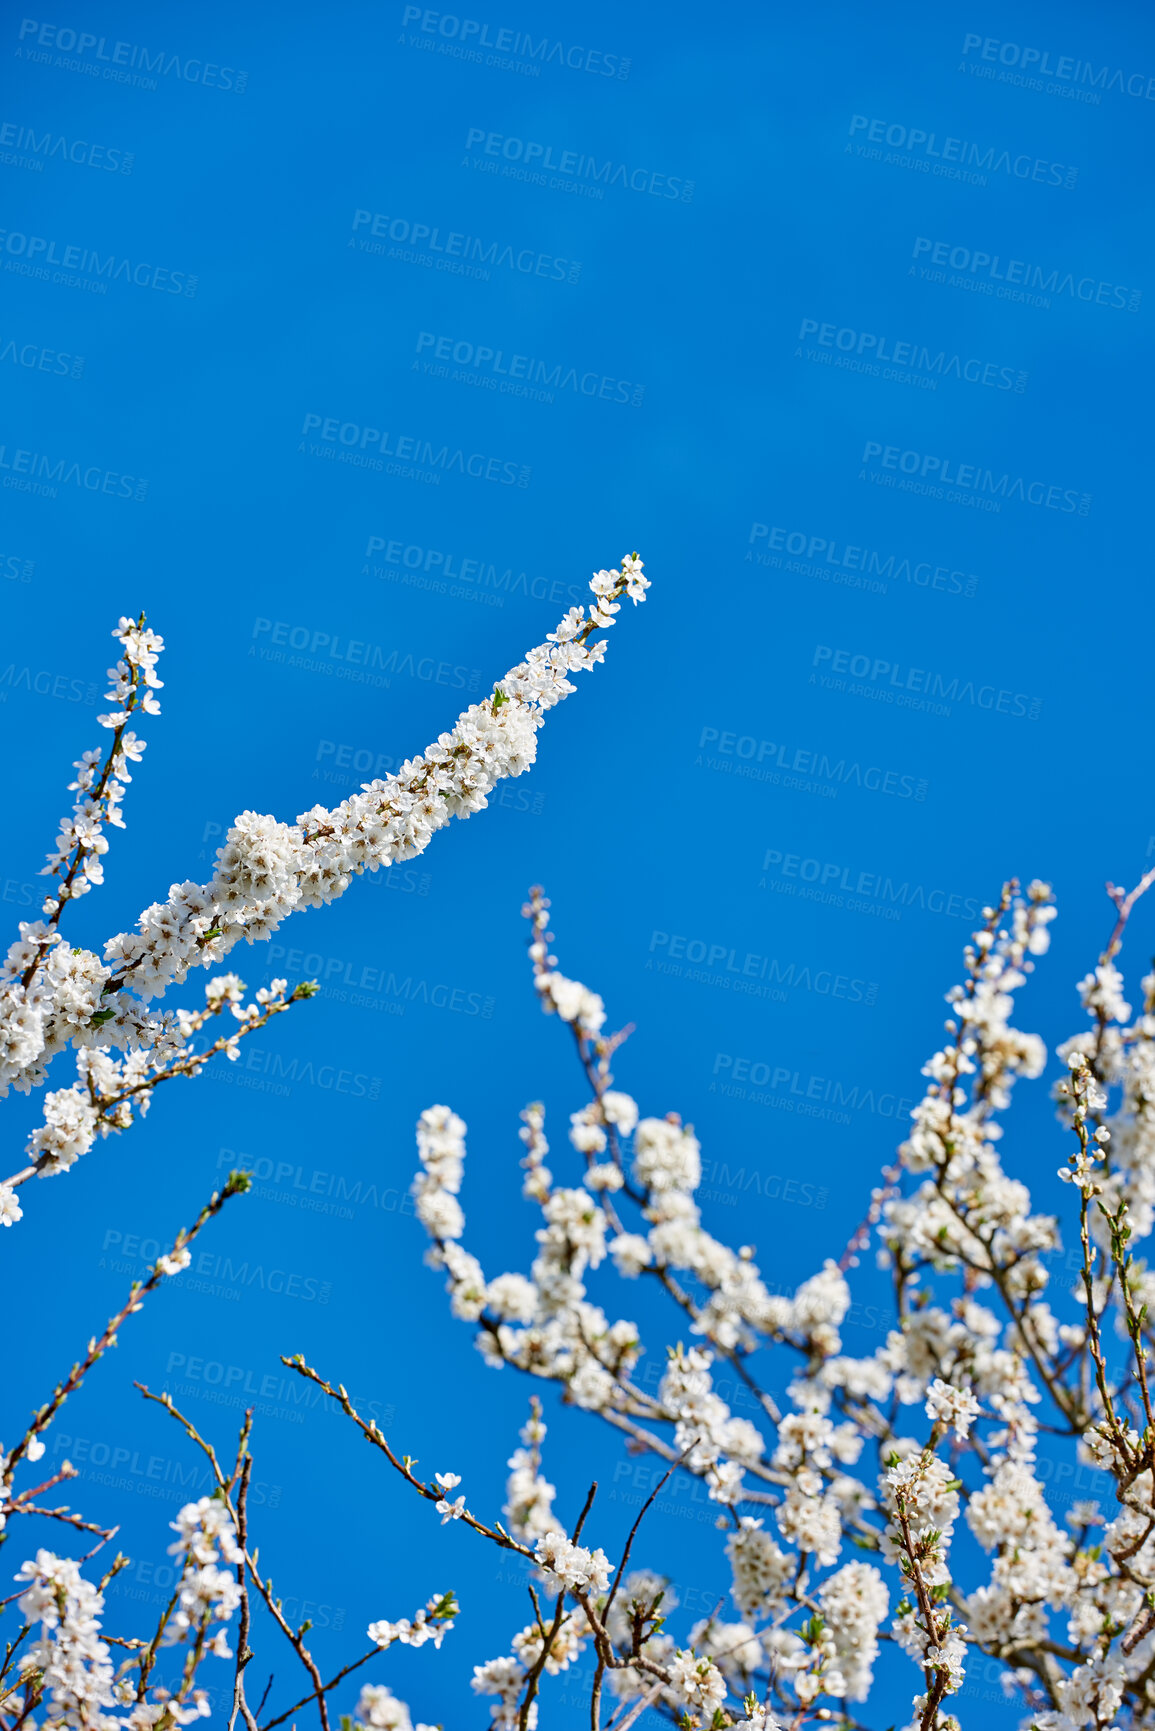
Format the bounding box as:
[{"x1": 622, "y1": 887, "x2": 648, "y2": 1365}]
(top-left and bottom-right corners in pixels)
[
  {"x1": 7, "y1": 1173, "x2": 250, "y2": 1474},
  {"x1": 279, "y1": 1357, "x2": 536, "y2": 1560},
  {"x1": 257, "y1": 1648, "x2": 378, "y2": 1731}
]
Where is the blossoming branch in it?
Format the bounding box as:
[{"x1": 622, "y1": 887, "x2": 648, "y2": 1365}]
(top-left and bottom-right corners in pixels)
[{"x1": 0, "y1": 556, "x2": 650, "y2": 1222}]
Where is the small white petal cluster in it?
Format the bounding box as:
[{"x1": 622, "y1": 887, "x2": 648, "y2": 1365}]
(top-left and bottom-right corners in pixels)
[
  {"x1": 925, "y1": 1376, "x2": 980, "y2": 1439},
  {"x1": 11, "y1": 1542, "x2": 233, "y2": 1730},
  {"x1": 536, "y1": 970, "x2": 606, "y2": 1034},
  {"x1": 666, "y1": 1650, "x2": 727, "y2": 1717},
  {"x1": 817, "y1": 1562, "x2": 889, "y2": 1701},
  {"x1": 368, "y1": 1591, "x2": 457, "y2": 1651},
  {"x1": 533, "y1": 1530, "x2": 612, "y2": 1595},
  {"x1": 503, "y1": 1408, "x2": 562, "y2": 1544},
  {"x1": 0, "y1": 618, "x2": 163, "y2": 1103},
  {"x1": 412, "y1": 1097, "x2": 642, "y2": 1414},
  {"x1": 510, "y1": 1615, "x2": 586, "y2": 1675},
  {"x1": 472, "y1": 1653, "x2": 534, "y2": 1729},
  {"x1": 352, "y1": 1682, "x2": 437, "y2": 1731},
  {"x1": 163, "y1": 1497, "x2": 243, "y2": 1646},
  {"x1": 14, "y1": 1549, "x2": 119, "y2": 1728},
  {"x1": 14, "y1": 973, "x2": 304, "y2": 1180}
]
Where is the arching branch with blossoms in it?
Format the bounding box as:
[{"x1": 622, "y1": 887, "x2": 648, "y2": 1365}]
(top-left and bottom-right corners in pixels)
[{"x1": 0, "y1": 555, "x2": 650, "y2": 1221}]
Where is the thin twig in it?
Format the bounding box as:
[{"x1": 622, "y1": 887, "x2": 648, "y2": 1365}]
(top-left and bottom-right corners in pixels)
[{"x1": 7, "y1": 1173, "x2": 251, "y2": 1473}]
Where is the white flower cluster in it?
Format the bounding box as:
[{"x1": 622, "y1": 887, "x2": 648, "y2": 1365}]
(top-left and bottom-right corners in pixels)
[
  {"x1": 503, "y1": 1405, "x2": 562, "y2": 1545},
  {"x1": 42, "y1": 615, "x2": 163, "y2": 907},
  {"x1": 3, "y1": 973, "x2": 304, "y2": 1195},
  {"x1": 14, "y1": 1548, "x2": 121, "y2": 1729},
  {"x1": 472, "y1": 1652, "x2": 535, "y2": 1729},
  {"x1": 352, "y1": 1682, "x2": 438, "y2": 1731},
  {"x1": 11, "y1": 1541, "x2": 231, "y2": 1730},
  {"x1": 368, "y1": 1590, "x2": 458, "y2": 1651},
  {"x1": 533, "y1": 1529, "x2": 612, "y2": 1595},
  {"x1": 0, "y1": 618, "x2": 163, "y2": 1105},
  {"x1": 163, "y1": 1496, "x2": 243, "y2": 1649}
]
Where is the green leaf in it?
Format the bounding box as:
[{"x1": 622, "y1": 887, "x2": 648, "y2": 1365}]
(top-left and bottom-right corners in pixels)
[{"x1": 91, "y1": 1009, "x2": 117, "y2": 1027}]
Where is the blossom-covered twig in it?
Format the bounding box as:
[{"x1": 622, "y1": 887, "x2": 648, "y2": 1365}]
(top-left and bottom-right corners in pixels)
[
  {"x1": 23, "y1": 614, "x2": 164, "y2": 986},
  {"x1": 1, "y1": 975, "x2": 318, "y2": 1200}
]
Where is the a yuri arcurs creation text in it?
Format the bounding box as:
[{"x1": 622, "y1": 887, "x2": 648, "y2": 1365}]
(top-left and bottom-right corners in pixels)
[{"x1": 4, "y1": 559, "x2": 1155, "y2": 1731}]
